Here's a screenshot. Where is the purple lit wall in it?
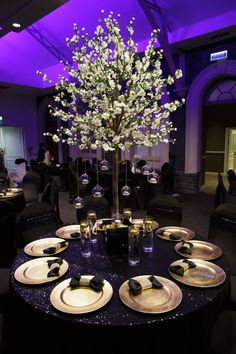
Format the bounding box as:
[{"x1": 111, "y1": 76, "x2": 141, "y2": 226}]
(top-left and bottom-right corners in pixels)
[{"x1": 0, "y1": 93, "x2": 38, "y2": 161}]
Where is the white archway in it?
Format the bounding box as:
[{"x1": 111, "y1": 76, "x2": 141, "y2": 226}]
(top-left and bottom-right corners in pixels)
[{"x1": 185, "y1": 59, "x2": 236, "y2": 174}]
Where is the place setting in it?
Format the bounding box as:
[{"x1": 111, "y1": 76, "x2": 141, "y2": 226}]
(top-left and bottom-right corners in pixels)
[
  {"x1": 119, "y1": 274, "x2": 182, "y2": 314},
  {"x1": 174, "y1": 240, "x2": 222, "y2": 260},
  {"x1": 156, "y1": 226, "x2": 195, "y2": 241},
  {"x1": 14, "y1": 257, "x2": 69, "y2": 285},
  {"x1": 50, "y1": 274, "x2": 113, "y2": 314},
  {"x1": 24, "y1": 238, "x2": 69, "y2": 257},
  {"x1": 55, "y1": 224, "x2": 81, "y2": 239},
  {"x1": 168, "y1": 258, "x2": 226, "y2": 288}
]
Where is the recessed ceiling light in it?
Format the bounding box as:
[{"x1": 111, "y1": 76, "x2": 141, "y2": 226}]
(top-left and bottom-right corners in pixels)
[{"x1": 12, "y1": 23, "x2": 21, "y2": 28}]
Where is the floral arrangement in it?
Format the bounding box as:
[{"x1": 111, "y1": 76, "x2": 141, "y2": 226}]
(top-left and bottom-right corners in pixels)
[
  {"x1": 38, "y1": 10, "x2": 184, "y2": 152},
  {"x1": 38, "y1": 10, "x2": 184, "y2": 212}
]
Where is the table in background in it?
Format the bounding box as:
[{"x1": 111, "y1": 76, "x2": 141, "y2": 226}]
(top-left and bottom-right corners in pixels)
[
  {"x1": 6, "y1": 231, "x2": 230, "y2": 354},
  {"x1": 0, "y1": 187, "x2": 25, "y2": 212}
]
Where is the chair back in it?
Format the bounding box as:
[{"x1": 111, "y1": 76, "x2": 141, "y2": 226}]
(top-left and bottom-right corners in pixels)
[
  {"x1": 76, "y1": 195, "x2": 111, "y2": 223},
  {"x1": 146, "y1": 194, "x2": 182, "y2": 227},
  {"x1": 41, "y1": 176, "x2": 61, "y2": 223},
  {"x1": 0, "y1": 200, "x2": 17, "y2": 267},
  {"x1": 18, "y1": 201, "x2": 60, "y2": 245},
  {"x1": 22, "y1": 171, "x2": 40, "y2": 204},
  {"x1": 208, "y1": 203, "x2": 236, "y2": 275}
]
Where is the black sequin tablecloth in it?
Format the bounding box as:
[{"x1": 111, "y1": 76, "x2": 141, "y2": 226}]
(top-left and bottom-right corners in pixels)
[{"x1": 7, "y1": 231, "x2": 231, "y2": 354}]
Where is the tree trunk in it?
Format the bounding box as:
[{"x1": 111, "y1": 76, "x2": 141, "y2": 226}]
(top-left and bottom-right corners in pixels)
[{"x1": 112, "y1": 147, "x2": 120, "y2": 213}]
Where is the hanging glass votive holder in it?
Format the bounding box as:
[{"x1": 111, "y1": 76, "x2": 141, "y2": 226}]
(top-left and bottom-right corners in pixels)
[
  {"x1": 73, "y1": 196, "x2": 85, "y2": 209},
  {"x1": 80, "y1": 173, "x2": 90, "y2": 185},
  {"x1": 147, "y1": 172, "x2": 160, "y2": 184},
  {"x1": 112, "y1": 212, "x2": 124, "y2": 226},
  {"x1": 92, "y1": 184, "x2": 104, "y2": 198},
  {"x1": 141, "y1": 164, "x2": 153, "y2": 176},
  {"x1": 100, "y1": 159, "x2": 110, "y2": 171},
  {"x1": 121, "y1": 185, "x2": 131, "y2": 196}
]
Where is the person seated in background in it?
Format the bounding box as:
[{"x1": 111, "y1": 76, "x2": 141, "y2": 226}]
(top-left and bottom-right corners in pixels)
[
  {"x1": 37, "y1": 142, "x2": 46, "y2": 162},
  {"x1": 13, "y1": 158, "x2": 27, "y2": 187},
  {"x1": 227, "y1": 169, "x2": 236, "y2": 196},
  {"x1": 43, "y1": 148, "x2": 52, "y2": 166}
]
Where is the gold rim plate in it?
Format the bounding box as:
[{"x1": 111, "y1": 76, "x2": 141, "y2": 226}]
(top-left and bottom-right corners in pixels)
[
  {"x1": 55, "y1": 225, "x2": 81, "y2": 239},
  {"x1": 131, "y1": 219, "x2": 159, "y2": 230},
  {"x1": 156, "y1": 226, "x2": 195, "y2": 241},
  {"x1": 50, "y1": 276, "x2": 113, "y2": 314},
  {"x1": 119, "y1": 275, "x2": 182, "y2": 314},
  {"x1": 14, "y1": 257, "x2": 69, "y2": 285},
  {"x1": 175, "y1": 240, "x2": 222, "y2": 260},
  {"x1": 10, "y1": 188, "x2": 23, "y2": 193},
  {"x1": 0, "y1": 192, "x2": 14, "y2": 197},
  {"x1": 24, "y1": 238, "x2": 68, "y2": 257},
  {"x1": 169, "y1": 259, "x2": 226, "y2": 287}
]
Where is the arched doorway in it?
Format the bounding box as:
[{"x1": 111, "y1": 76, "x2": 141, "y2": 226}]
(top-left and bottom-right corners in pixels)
[{"x1": 185, "y1": 60, "x2": 236, "y2": 189}]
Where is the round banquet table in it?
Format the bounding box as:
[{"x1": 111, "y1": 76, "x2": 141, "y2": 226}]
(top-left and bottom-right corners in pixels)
[
  {"x1": 0, "y1": 187, "x2": 25, "y2": 212},
  {"x1": 6, "y1": 229, "x2": 231, "y2": 354}
]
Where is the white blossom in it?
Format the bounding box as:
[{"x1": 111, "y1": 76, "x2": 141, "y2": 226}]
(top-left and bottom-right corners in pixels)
[{"x1": 38, "y1": 12, "x2": 184, "y2": 151}]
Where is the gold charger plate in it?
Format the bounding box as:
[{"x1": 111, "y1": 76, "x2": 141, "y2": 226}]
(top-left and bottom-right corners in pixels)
[
  {"x1": 131, "y1": 219, "x2": 159, "y2": 230},
  {"x1": 175, "y1": 240, "x2": 222, "y2": 260},
  {"x1": 156, "y1": 226, "x2": 195, "y2": 241},
  {"x1": 55, "y1": 225, "x2": 81, "y2": 239},
  {"x1": 14, "y1": 257, "x2": 69, "y2": 285},
  {"x1": 0, "y1": 192, "x2": 14, "y2": 197},
  {"x1": 119, "y1": 275, "x2": 182, "y2": 314},
  {"x1": 24, "y1": 238, "x2": 68, "y2": 257},
  {"x1": 169, "y1": 259, "x2": 226, "y2": 288},
  {"x1": 10, "y1": 187, "x2": 23, "y2": 193},
  {"x1": 50, "y1": 276, "x2": 113, "y2": 314}
]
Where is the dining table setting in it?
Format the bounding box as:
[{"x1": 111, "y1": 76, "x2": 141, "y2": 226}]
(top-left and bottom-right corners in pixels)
[
  {"x1": 6, "y1": 215, "x2": 231, "y2": 354},
  {"x1": 0, "y1": 187, "x2": 25, "y2": 212}
]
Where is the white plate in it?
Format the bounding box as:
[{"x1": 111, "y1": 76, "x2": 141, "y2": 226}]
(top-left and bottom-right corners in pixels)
[
  {"x1": 50, "y1": 276, "x2": 113, "y2": 314},
  {"x1": 55, "y1": 225, "x2": 81, "y2": 239},
  {"x1": 14, "y1": 257, "x2": 69, "y2": 285},
  {"x1": 24, "y1": 238, "x2": 68, "y2": 257}
]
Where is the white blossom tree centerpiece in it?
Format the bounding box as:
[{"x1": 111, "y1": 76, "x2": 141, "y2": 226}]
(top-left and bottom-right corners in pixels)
[{"x1": 39, "y1": 10, "x2": 184, "y2": 214}]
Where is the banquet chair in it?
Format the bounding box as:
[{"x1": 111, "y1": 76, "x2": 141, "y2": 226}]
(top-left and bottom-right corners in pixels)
[
  {"x1": 210, "y1": 309, "x2": 236, "y2": 354},
  {"x1": 17, "y1": 201, "x2": 61, "y2": 246},
  {"x1": 22, "y1": 171, "x2": 40, "y2": 204},
  {"x1": 208, "y1": 203, "x2": 236, "y2": 310},
  {"x1": 0, "y1": 200, "x2": 18, "y2": 317},
  {"x1": 41, "y1": 176, "x2": 62, "y2": 224},
  {"x1": 76, "y1": 194, "x2": 111, "y2": 223},
  {"x1": 0, "y1": 200, "x2": 17, "y2": 268},
  {"x1": 146, "y1": 194, "x2": 183, "y2": 227}
]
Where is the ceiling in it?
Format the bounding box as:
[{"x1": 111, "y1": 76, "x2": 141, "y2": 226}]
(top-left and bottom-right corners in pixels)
[{"x1": 0, "y1": 0, "x2": 236, "y2": 95}]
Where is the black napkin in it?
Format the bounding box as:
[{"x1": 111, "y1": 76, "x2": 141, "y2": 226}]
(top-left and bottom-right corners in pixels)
[
  {"x1": 70, "y1": 232, "x2": 80, "y2": 238},
  {"x1": 43, "y1": 240, "x2": 67, "y2": 254},
  {"x1": 169, "y1": 259, "x2": 196, "y2": 277},
  {"x1": 156, "y1": 229, "x2": 181, "y2": 240},
  {"x1": 178, "y1": 241, "x2": 193, "y2": 255},
  {"x1": 128, "y1": 275, "x2": 163, "y2": 296},
  {"x1": 47, "y1": 258, "x2": 63, "y2": 267},
  {"x1": 69, "y1": 275, "x2": 104, "y2": 292},
  {"x1": 47, "y1": 258, "x2": 63, "y2": 278}
]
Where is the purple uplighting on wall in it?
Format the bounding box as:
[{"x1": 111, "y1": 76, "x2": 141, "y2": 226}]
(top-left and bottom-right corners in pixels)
[{"x1": 0, "y1": 0, "x2": 236, "y2": 89}]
